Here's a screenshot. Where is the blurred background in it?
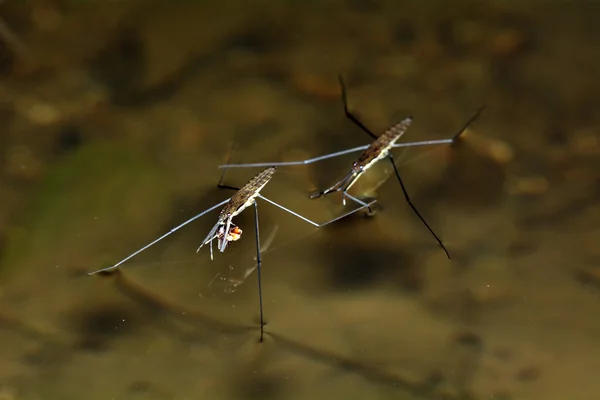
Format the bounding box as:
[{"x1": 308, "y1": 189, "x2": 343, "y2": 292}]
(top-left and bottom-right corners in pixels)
[{"x1": 0, "y1": 0, "x2": 598, "y2": 399}]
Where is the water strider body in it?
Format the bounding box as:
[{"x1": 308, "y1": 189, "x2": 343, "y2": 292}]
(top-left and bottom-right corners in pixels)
[
  {"x1": 89, "y1": 166, "x2": 375, "y2": 341},
  {"x1": 219, "y1": 75, "x2": 486, "y2": 259},
  {"x1": 198, "y1": 166, "x2": 276, "y2": 258},
  {"x1": 311, "y1": 117, "x2": 414, "y2": 198}
]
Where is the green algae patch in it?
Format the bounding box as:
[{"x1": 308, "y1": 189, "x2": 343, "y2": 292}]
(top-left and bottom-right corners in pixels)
[{"x1": 0, "y1": 141, "x2": 172, "y2": 279}]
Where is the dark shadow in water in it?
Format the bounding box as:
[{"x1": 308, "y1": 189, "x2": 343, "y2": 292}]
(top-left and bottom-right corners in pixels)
[
  {"x1": 267, "y1": 332, "x2": 473, "y2": 400},
  {"x1": 90, "y1": 17, "x2": 293, "y2": 109},
  {"x1": 0, "y1": 104, "x2": 13, "y2": 180},
  {"x1": 89, "y1": 24, "x2": 216, "y2": 108},
  {"x1": 0, "y1": 268, "x2": 481, "y2": 400},
  {"x1": 111, "y1": 270, "x2": 255, "y2": 337},
  {"x1": 0, "y1": 310, "x2": 77, "y2": 369},
  {"x1": 69, "y1": 303, "x2": 139, "y2": 352},
  {"x1": 0, "y1": 105, "x2": 14, "y2": 263},
  {"x1": 54, "y1": 124, "x2": 85, "y2": 155},
  {"x1": 88, "y1": 24, "x2": 146, "y2": 106},
  {"x1": 110, "y1": 270, "x2": 478, "y2": 400},
  {"x1": 305, "y1": 210, "x2": 424, "y2": 293},
  {"x1": 317, "y1": 237, "x2": 414, "y2": 292},
  {"x1": 224, "y1": 23, "x2": 288, "y2": 55},
  {"x1": 0, "y1": 33, "x2": 15, "y2": 77}
]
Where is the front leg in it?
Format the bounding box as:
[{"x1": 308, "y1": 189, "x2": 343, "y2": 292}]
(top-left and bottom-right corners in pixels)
[{"x1": 218, "y1": 141, "x2": 241, "y2": 191}]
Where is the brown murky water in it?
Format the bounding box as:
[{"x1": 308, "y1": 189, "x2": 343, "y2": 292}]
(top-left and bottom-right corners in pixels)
[{"x1": 0, "y1": 1, "x2": 599, "y2": 399}]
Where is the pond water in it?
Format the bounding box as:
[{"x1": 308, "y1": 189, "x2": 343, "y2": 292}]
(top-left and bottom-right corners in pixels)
[{"x1": 0, "y1": 1, "x2": 599, "y2": 399}]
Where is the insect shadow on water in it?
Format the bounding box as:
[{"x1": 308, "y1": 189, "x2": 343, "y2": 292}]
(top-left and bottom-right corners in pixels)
[
  {"x1": 219, "y1": 75, "x2": 486, "y2": 259},
  {"x1": 108, "y1": 269, "x2": 467, "y2": 400},
  {"x1": 88, "y1": 163, "x2": 375, "y2": 342}
]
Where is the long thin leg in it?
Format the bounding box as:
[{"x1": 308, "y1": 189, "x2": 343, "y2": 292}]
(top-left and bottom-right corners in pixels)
[
  {"x1": 344, "y1": 192, "x2": 378, "y2": 216},
  {"x1": 224, "y1": 196, "x2": 376, "y2": 292},
  {"x1": 229, "y1": 224, "x2": 279, "y2": 285},
  {"x1": 387, "y1": 106, "x2": 485, "y2": 150},
  {"x1": 217, "y1": 105, "x2": 487, "y2": 171},
  {"x1": 219, "y1": 218, "x2": 233, "y2": 253},
  {"x1": 218, "y1": 137, "x2": 467, "y2": 169},
  {"x1": 88, "y1": 198, "x2": 232, "y2": 275},
  {"x1": 218, "y1": 106, "x2": 486, "y2": 171},
  {"x1": 338, "y1": 74, "x2": 378, "y2": 140},
  {"x1": 392, "y1": 138, "x2": 455, "y2": 149},
  {"x1": 257, "y1": 194, "x2": 375, "y2": 228},
  {"x1": 452, "y1": 105, "x2": 486, "y2": 141},
  {"x1": 218, "y1": 140, "x2": 242, "y2": 190},
  {"x1": 219, "y1": 183, "x2": 240, "y2": 191},
  {"x1": 343, "y1": 192, "x2": 372, "y2": 210},
  {"x1": 387, "y1": 155, "x2": 450, "y2": 259},
  {"x1": 197, "y1": 221, "x2": 221, "y2": 256},
  {"x1": 253, "y1": 201, "x2": 265, "y2": 342},
  {"x1": 309, "y1": 169, "x2": 356, "y2": 199},
  {"x1": 218, "y1": 145, "x2": 371, "y2": 169},
  {"x1": 258, "y1": 195, "x2": 319, "y2": 227},
  {"x1": 218, "y1": 169, "x2": 241, "y2": 191}
]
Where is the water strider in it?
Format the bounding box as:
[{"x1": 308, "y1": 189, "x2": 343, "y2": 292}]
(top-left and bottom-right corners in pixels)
[
  {"x1": 219, "y1": 75, "x2": 486, "y2": 259},
  {"x1": 88, "y1": 166, "x2": 375, "y2": 342}
]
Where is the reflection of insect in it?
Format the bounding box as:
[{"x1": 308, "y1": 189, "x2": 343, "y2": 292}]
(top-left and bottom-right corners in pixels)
[
  {"x1": 89, "y1": 166, "x2": 375, "y2": 342},
  {"x1": 219, "y1": 75, "x2": 486, "y2": 259}
]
